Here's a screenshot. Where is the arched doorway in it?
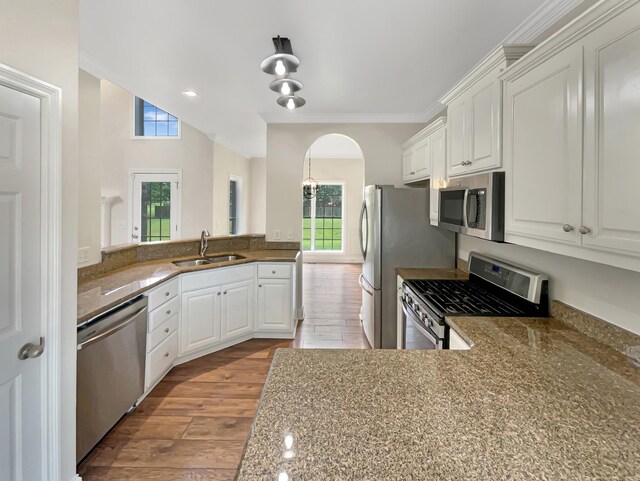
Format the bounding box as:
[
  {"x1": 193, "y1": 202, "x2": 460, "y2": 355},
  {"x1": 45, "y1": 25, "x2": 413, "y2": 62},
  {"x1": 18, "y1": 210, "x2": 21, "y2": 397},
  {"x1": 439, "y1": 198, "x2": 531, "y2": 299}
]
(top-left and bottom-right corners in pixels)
[{"x1": 297, "y1": 134, "x2": 370, "y2": 349}]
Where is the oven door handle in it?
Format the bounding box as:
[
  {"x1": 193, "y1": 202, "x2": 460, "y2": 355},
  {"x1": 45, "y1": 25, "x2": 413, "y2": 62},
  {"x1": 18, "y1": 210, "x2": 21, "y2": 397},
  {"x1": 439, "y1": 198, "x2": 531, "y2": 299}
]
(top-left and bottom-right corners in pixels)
[
  {"x1": 401, "y1": 300, "x2": 440, "y2": 346},
  {"x1": 462, "y1": 188, "x2": 469, "y2": 228}
]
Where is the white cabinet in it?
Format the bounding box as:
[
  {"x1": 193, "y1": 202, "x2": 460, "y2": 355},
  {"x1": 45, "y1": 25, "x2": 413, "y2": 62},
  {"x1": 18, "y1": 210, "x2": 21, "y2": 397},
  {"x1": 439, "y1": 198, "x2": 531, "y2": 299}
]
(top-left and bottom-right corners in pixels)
[
  {"x1": 401, "y1": 136, "x2": 430, "y2": 184},
  {"x1": 502, "y1": 0, "x2": 640, "y2": 272},
  {"x1": 440, "y1": 45, "x2": 532, "y2": 177},
  {"x1": 256, "y1": 263, "x2": 293, "y2": 332},
  {"x1": 180, "y1": 285, "x2": 222, "y2": 354},
  {"x1": 503, "y1": 43, "x2": 584, "y2": 246},
  {"x1": 429, "y1": 121, "x2": 446, "y2": 225},
  {"x1": 221, "y1": 279, "x2": 254, "y2": 338}
]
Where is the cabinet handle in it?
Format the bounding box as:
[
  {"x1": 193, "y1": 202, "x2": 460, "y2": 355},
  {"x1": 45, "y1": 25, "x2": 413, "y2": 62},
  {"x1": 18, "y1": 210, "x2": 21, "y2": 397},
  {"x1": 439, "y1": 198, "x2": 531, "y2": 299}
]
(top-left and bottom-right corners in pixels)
[
  {"x1": 578, "y1": 226, "x2": 591, "y2": 235},
  {"x1": 562, "y1": 224, "x2": 575, "y2": 232},
  {"x1": 164, "y1": 352, "x2": 169, "y2": 357},
  {"x1": 165, "y1": 291, "x2": 170, "y2": 297},
  {"x1": 410, "y1": 171, "x2": 416, "y2": 175},
  {"x1": 166, "y1": 309, "x2": 171, "y2": 315},
  {"x1": 164, "y1": 328, "x2": 169, "y2": 333}
]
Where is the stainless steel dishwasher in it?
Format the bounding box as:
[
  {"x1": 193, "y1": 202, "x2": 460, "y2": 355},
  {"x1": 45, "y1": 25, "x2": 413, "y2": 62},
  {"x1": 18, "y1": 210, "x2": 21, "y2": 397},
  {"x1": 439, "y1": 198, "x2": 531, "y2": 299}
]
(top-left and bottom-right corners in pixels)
[{"x1": 76, "y1": 295, "x2": 148, "y2": 462}]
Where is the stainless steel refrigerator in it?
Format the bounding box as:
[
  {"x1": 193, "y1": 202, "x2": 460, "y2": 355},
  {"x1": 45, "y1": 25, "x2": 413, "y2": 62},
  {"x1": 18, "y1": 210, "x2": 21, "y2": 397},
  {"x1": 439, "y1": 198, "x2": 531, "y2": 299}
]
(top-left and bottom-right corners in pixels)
[{"x1": 359, "y1": 185, "x2": 455, "y2": 348}]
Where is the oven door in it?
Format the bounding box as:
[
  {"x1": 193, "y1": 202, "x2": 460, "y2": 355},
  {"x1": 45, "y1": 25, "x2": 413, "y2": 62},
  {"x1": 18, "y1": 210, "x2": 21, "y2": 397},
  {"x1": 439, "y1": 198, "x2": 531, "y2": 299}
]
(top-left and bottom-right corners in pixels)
[
  {"x1": 438, "y1": 187, "x2": 467, "y2": 233},
  {"x1": 401, "y1": 299, "x2": 442, "y2": 350}
]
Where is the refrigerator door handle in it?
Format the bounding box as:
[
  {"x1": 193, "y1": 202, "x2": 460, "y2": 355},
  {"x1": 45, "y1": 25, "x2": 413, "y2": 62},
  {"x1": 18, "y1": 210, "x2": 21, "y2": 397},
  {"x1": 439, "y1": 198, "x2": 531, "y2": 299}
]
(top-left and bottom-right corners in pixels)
[
  {"x1": 359, "y1": 201, "x2": 368, "y2": 259},
  {"x1": 359, "y1": 274, "x2": 375, "y2": 296}
]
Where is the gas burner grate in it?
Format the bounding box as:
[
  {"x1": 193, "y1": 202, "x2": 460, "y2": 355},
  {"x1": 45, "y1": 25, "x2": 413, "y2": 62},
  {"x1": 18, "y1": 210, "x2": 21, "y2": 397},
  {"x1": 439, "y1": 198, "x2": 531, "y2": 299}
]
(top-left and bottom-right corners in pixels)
[{"x1": 406, "y1": 279, "x2": 525, "y2": 316}]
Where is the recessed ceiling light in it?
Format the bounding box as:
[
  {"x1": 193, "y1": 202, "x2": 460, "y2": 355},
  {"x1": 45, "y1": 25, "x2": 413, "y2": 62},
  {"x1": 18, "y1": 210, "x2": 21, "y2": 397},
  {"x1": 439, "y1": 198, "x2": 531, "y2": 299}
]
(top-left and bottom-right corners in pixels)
[{"x1": 181, "y1": 90, "x2": 198, "y2": 97}]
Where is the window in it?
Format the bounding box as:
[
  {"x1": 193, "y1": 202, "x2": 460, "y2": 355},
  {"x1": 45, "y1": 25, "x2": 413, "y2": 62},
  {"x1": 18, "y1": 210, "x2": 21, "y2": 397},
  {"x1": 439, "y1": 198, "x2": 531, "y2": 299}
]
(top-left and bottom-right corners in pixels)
[
  {"x1": 130, "y1": 171, "x2": 181, "y2": 242},
  {"x1": 133, "y1": 97, "x2": 180, "y2": 138},
  {"x1": 303, "y1": 183, "x2": 344, "y2": 251},
  {"x1": 229, "y1": 179, "x2": 238, "y2": 235}
]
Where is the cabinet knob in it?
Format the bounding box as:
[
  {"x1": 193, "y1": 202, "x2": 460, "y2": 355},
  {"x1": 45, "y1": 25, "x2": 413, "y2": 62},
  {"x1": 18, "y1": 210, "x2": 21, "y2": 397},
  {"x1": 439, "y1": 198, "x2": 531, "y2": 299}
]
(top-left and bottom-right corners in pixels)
[
  {"x1": 562, "y1": 224, "x2": 575, "y2": 232},
  {"x1": 259, "y1": 284, "x2": 262, "y2": 288},
  {"x1": 165, "y1": 292, "x2": 170, "y2": 297},
  {"x1": 578, "y1": 226, "x2": 591, "y2": 235},
  {"x1": 166, "y1": 309, "x2": 171, "y2": 315},
  {"x1": 272, "y1": 270, "x2": 276, "y2": 274},
  {"x1": 164, "y1": 352, "x2": 169, "y2": 357},
  {"x1": 164, "y1": 328, "x2": 169, "y2": 333},
  {"x1": 410, "y1": 171, "x2": 416, "y2": 175},
  {"x1": 223, "y1": 291, "x2": 227, "y2": 295},
  {"x1": 217, "y1": 292, "x2": 221, "y2": 296}
]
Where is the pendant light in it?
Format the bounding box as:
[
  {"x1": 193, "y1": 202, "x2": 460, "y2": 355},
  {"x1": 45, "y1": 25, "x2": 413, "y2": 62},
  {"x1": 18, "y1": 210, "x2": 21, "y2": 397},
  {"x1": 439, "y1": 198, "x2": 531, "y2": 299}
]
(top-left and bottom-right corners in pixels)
[
  {"x1": 303, "y1": 148, "x2": 318, "y2": 199},
  {"x1": 261, "y1": 36, "x2": 306, "y2": 110},
  {"x1": 278, "y1": 95, "x2": 306, "y2": 110},
  {"x1": 270, "y1": 77, "x2": 303, "y2": 95}
]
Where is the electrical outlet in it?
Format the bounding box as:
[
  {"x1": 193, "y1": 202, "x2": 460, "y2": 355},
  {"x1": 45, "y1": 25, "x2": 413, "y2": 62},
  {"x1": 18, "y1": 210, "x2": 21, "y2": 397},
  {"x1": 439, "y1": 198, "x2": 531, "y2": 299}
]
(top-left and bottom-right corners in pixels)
[
  {"x1": 287, "y1": 229, "x2": 293, "y2": 240},
  {"x1": 116, "y1": 222, "x2": 126, "y2": 229},
  {"x1": 77, "y1": 247, "x2": 89, "y2": 264},
  {"x1": 274, "y1": 229, "x2": 281, "y2": 240}
]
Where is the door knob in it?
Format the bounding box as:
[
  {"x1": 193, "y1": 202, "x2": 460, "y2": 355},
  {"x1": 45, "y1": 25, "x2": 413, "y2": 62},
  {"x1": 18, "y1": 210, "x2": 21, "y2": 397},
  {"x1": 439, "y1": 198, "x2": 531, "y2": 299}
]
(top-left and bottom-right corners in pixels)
[
  {"x1": 579, "y1": 226, "x2": 591, "y2": 235},
  {"x1": 562, "y1": 224, "x2": 575, "y2": 232},
  {"x1": 18, "y1": 337, "x2": 45, "y2": 360}
]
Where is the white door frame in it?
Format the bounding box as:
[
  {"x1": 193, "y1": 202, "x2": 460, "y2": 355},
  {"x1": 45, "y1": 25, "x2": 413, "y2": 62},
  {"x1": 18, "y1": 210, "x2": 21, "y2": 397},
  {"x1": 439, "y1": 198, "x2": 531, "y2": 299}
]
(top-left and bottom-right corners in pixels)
[
  {"x1": 0, "y1": 64, "x2": 63, "y2": 479},
  {"x1": 229, "y1": 174, "x2": 243, "y2": 235}
]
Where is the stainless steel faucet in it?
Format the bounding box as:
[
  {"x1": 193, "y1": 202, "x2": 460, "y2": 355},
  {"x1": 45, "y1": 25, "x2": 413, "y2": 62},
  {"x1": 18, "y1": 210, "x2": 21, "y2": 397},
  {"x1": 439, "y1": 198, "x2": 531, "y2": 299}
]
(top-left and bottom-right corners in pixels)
[{"x1": 200, "y1": 229, "x2": 210, "y2": 257}]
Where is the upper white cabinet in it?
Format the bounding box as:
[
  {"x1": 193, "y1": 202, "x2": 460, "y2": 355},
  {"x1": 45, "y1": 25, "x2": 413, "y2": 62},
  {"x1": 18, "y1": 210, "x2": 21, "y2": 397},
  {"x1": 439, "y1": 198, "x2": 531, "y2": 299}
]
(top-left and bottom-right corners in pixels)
[
  {"x1": 401, "y1": 136, "x2": 430, "y2": 183},
  {"x1": 440, "y1": 45, "x2": 533, "y2": 177},
  {"x1": 503, "y1": 0, "x2": 640, "y2": 272},
  {"x1": 429, "y1": 120, "x2": 447, "y2": 225}
]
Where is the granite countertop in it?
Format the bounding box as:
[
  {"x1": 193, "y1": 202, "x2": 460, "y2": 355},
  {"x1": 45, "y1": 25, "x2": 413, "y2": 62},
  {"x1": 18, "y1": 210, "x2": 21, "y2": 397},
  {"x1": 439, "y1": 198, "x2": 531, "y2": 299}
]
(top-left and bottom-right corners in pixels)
[
  {"x1": 77, "y1": 249, "x2": 299, "y2": 325},
  {"x1": 237, "y1": 273, "x2": 640, "y2": 480}
]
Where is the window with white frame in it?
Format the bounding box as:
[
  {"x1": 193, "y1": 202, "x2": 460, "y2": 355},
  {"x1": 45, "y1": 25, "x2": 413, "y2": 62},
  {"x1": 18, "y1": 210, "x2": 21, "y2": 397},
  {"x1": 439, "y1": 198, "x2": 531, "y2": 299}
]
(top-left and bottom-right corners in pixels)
[
  {"x1": 303, "y1": 182, "x2": 344, "y2": 252},
  {"x1": 133, "y1": 97, "x2": 180, "y2": 138},
  {"x1": 229, "y1": 175, "x2": 242, "y2": 235},
  {"x1": 130, "y1": 171, "x2": 181, "y2": 242}
]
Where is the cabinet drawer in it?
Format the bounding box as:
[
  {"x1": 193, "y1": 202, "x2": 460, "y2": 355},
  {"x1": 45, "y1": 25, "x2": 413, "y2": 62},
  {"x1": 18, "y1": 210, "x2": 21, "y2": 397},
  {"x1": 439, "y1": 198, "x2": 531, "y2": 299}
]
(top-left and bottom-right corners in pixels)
[
  {"x1": 148, "y1": 295, "x2": 179, "y2": 333},
  {"x1": 147, "y1": 278, "x2": 179, "y2": 311},
  {"x1": 146, "y1": 330, "x2": 178, "y2": 389},
  {"x1": 147, "y1": 313, "x2": 178, "y2": 352},
  {"x1": 257, "y1": 263, "x2": 291, "y2": 279}
]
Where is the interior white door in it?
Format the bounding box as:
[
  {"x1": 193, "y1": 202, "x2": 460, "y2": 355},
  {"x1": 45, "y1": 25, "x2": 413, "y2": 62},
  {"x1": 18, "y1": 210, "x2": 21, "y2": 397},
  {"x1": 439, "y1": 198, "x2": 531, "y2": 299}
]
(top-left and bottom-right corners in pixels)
[
  {"x1": 0, "y1": 83, "x2": 44, "y2": 480},
  {"x1": 131, "y1": 172, "x2": 180, "y2": 243},
  {"x1": 221, "y1": 279, "x2": 253, "y2": 339},
  {"x1": 582, "y1": 4, "x2": 640, "y2": 256},
  {"x1": 504, "y1": 43, "x2": 584, "y2": 246}
]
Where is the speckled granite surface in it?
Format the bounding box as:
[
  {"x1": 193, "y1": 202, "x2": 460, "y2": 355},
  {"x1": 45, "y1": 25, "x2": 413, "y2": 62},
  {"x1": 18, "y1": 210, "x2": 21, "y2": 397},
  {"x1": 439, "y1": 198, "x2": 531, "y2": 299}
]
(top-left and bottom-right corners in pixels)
[
  {"x1": 77, "y1": 249, "x2": 299, "y2": 325},
  {"x1": 237, "y1": 315, "x2": 640, "y2": 480}
]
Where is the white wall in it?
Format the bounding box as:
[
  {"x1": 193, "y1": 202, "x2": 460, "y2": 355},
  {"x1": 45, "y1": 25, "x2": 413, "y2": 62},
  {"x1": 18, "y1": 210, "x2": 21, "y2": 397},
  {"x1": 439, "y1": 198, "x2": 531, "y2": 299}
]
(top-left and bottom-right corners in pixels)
[
  {"x1": 249, "y1": 157, "x2": 266, "y2": 233},
  {"x1": 0, "y1": 0, "x2": 79, "y2": 479},
  {"x1": 99, "y1": 80, "x2": 214, "y2": 246},
  {"x1": 458, "y1": 235, "x2": 640, "y2": 335},
  {"x1": 302, "y1": 157, "x2": 364, "y2": 263},
  {"x1": 212, "y1": 141, "x2": 252, "y2": 236},
  {"x1": 78, "y1": 70, "x2": 102, "y2": 265},
  {"x1": 265, "y1": 123, "x2": 424, "y2": 241}
]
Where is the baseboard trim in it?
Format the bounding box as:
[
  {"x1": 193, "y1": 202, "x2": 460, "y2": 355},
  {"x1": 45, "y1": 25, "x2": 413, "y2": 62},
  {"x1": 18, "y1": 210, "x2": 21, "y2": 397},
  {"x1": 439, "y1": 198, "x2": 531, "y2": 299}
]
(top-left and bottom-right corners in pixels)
[{"x1": 303, "y1": 256, "x2": 363, "y2": 264}]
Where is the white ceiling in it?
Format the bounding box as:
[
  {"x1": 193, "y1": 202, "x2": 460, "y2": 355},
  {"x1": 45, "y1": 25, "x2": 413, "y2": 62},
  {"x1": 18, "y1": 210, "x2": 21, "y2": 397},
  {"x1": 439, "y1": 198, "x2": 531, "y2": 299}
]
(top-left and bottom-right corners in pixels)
[{"x1": 80, "y1": 0, "x2": 550, "y2": 158}]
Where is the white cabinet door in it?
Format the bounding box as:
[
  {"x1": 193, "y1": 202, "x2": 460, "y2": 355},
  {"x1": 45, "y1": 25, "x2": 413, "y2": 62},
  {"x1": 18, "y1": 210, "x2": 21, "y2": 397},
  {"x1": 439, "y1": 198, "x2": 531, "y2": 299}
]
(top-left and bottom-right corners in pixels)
[
  {"x1": 256, "y1": 279, "x2": 292, "y2": 331},
  {"x1": 401, "y1": 150, "x2": 414, "y2": 182},
  {"x1": 504, "y1": 43, "x2": 584, "y2": 246},
  {"x1": 430, "y1": 126, "x2": 446, "y2": 224},
  {"x1": 468, "y1": 77, "x2": 501, "y2": 173},
  {"x1": 582, "y1": 4, "x2": 640, "y2": 256},
  {"x1": 412, "y1": 138, "x2": 430, "y2": 180},
  {"x1": 446, "y1": 97, "x2": 468, "y2": 177},
  {"x1": 221, "y1": 279, "x2": 253, "y2": 339},
  {"x1": 180, "y1": 286, "x2": 222, "y2": 354}
]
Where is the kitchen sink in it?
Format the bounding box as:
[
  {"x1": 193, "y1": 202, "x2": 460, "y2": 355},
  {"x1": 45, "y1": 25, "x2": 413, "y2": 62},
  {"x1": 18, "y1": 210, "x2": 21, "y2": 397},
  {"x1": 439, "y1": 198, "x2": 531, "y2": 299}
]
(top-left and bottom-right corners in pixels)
[{"x1": 172, "y1": 254, "x2": 245, "y2": 268}]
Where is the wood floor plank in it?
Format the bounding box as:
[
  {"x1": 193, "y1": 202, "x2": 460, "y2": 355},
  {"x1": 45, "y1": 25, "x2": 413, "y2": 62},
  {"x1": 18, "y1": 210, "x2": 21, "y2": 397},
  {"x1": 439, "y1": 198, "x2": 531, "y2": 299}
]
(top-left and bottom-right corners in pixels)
[
  {"x1": 135, "y1": 397, "x2": 260, "y2": 418},
  {"x1": 107, "y1": 415, "x2": 192, "y2": 440},
  {"x1": 150, "y1": 381, "x2": 264, "y2": 399},
  {"x1": 182, "y1": 416, "x2": 254, "y2": 440},
  {"x1": 79, "y1": 467, "x2": 236, "y2": 481}
]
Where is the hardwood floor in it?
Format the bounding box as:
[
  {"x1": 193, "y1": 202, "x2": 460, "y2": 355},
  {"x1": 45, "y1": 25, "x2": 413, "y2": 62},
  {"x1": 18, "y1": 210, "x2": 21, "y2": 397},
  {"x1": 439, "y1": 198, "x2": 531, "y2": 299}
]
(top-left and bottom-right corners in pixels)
[{"x1": 78, "y1": 263, "x2": 367, "y2": 480}]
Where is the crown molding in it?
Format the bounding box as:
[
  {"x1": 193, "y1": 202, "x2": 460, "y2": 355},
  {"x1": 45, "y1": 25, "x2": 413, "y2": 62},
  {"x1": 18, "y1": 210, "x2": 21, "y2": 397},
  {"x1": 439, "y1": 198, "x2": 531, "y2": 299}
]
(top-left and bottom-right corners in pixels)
[
  {"x1": 401, "y1": 116, "x2": 447, "y2": 149},
  {"x1": 502, "y1": 0, "x2": 584, "y2": 44},
  {"x1": 260, "y1": 112, "x2": 430, "y2": 124}
]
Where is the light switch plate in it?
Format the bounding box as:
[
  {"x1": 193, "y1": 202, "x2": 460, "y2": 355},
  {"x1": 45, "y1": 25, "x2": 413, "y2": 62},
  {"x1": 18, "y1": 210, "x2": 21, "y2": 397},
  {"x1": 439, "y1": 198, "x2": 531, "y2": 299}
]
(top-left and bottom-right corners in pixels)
[
  {"x1": 274, "y1": 230, "x2": 281, "y2": 240},
  {"x1": 287, "y1": 230, "x2": 293, "y2": 240},
  {"x1": 78, "y1": 247, "x2": 90, "y2": 264}
]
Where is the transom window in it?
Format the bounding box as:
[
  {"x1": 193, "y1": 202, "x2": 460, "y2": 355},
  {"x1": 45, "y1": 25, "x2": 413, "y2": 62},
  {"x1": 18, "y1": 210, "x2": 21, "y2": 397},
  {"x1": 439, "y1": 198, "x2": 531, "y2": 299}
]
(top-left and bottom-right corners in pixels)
[
  {"x1": 303, "y1": 183, "x2": 344, "y2": 252},
  {"x1": 133, "y1": 97, "x2": 180, "y2": 138}
]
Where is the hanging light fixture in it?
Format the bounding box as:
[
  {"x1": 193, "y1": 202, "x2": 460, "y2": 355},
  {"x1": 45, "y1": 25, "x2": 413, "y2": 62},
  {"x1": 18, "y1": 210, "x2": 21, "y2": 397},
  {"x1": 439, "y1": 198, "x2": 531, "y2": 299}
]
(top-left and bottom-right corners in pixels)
[
  {"x1": 302, "y1": 148, "x2": 318, "y2": 199},
  {"x1": 260, "y1": 36, "x2": 299, "y2": 76},
  {"x1": 261, "y1": 36, "x2": 306, "y2": 110}
]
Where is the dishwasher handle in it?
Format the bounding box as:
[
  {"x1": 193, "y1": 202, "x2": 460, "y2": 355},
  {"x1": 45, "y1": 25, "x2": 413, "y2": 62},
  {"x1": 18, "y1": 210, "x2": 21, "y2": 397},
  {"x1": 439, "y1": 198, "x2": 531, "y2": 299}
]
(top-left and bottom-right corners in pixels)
[{"x1": 77, "y1": 306, "x2": 147, "y2": 351}]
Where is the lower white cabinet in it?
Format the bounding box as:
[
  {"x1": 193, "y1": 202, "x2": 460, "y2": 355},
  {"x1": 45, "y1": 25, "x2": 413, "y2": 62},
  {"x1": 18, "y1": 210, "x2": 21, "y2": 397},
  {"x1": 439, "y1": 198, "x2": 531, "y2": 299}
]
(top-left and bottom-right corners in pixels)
[
  {"x1": 257, "y1": 278, "x2": 292, "y2": 331},
  {"x1": 221, "y1": 279, "x2": 254, "y2": 338},
  {"x1": 181, "y1": 285, "x2": 222, "y2": 355},
  {"x1": 146, "y1": 331, "x2": 178, "y2": 390}
]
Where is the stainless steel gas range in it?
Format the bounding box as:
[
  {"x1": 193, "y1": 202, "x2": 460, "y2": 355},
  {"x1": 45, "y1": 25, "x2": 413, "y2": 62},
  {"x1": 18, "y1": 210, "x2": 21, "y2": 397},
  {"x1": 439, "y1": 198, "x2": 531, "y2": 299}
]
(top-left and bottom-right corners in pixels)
[{"x1": 399, "y1": 252, "x2": 549, "y2": 350}]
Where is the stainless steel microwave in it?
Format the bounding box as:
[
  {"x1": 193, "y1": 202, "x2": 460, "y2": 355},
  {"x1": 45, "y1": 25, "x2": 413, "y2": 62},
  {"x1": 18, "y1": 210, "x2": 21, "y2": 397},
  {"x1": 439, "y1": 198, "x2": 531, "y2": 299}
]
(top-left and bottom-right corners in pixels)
[{"x1": 437, "y1": 172, "x2": 504, "y2": 241}]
